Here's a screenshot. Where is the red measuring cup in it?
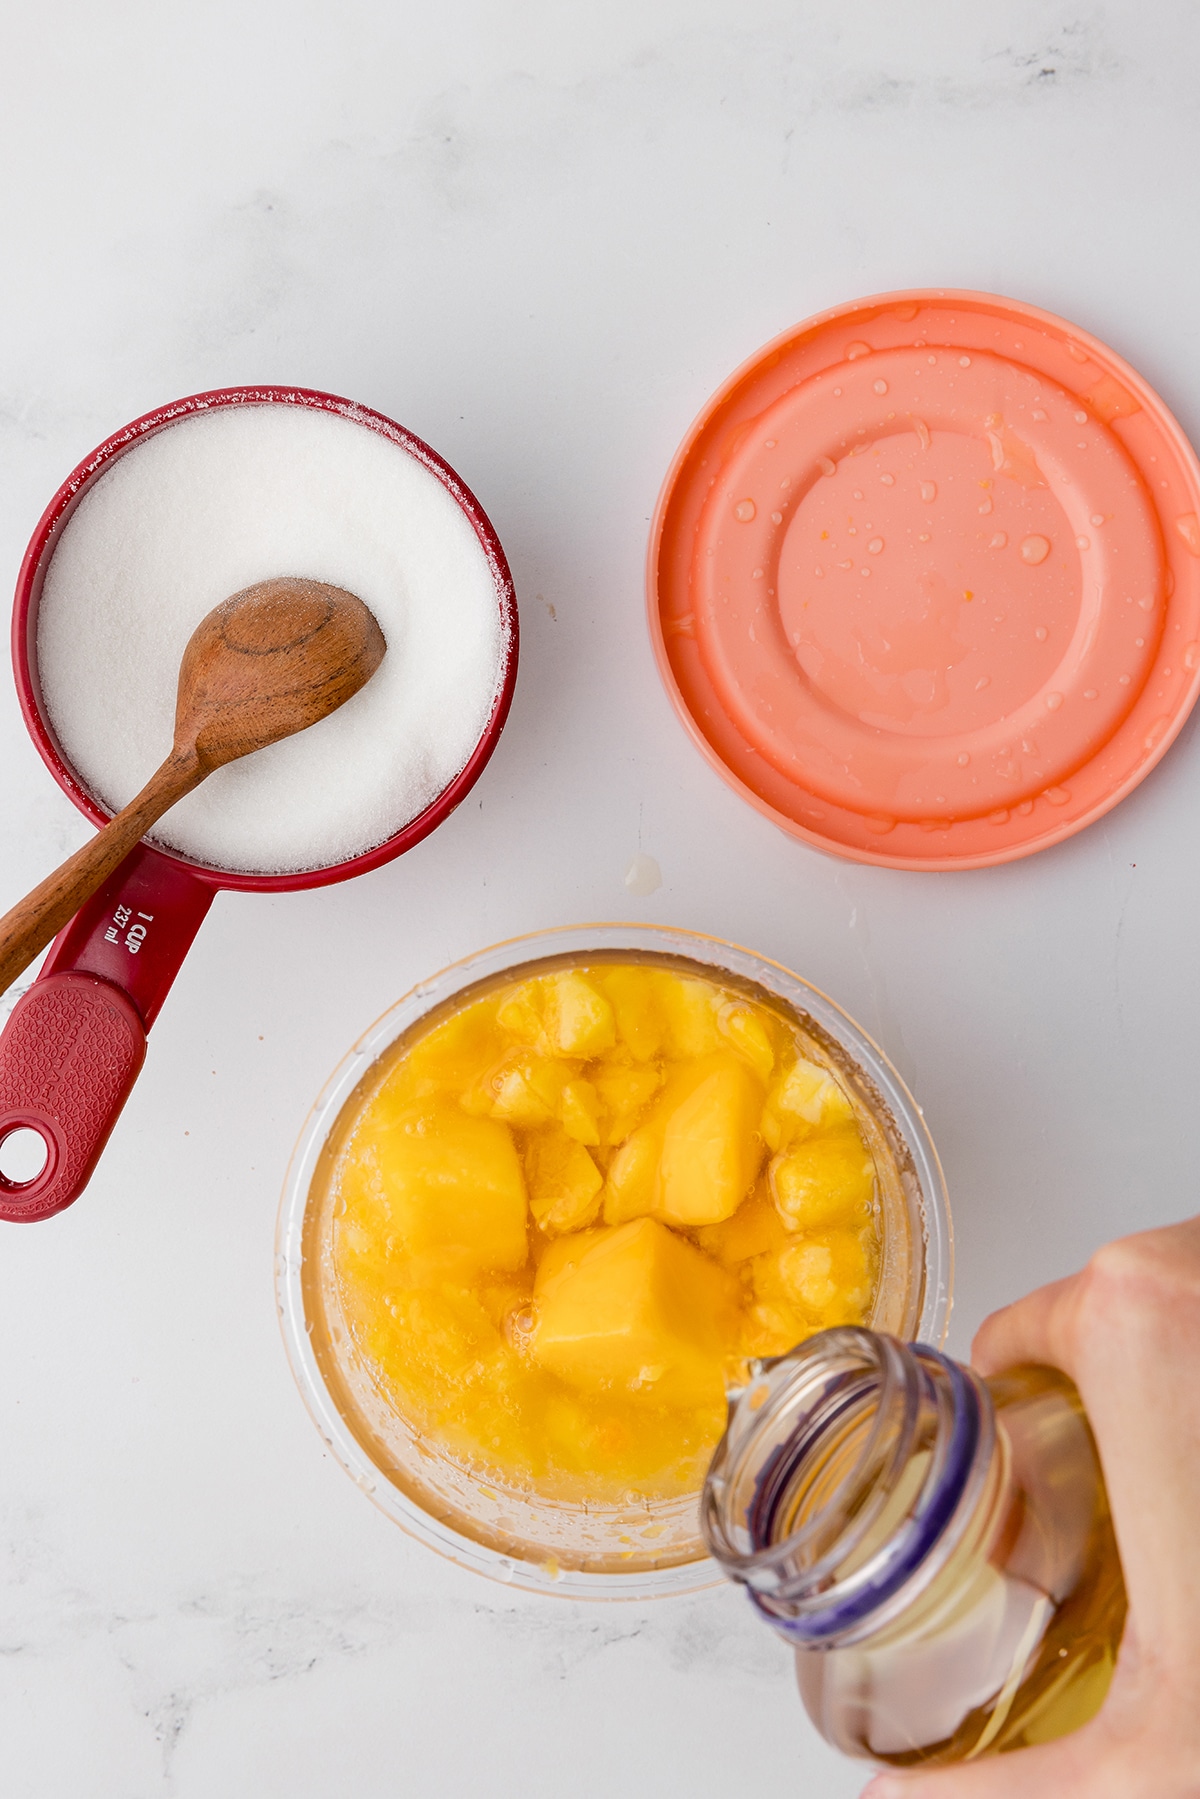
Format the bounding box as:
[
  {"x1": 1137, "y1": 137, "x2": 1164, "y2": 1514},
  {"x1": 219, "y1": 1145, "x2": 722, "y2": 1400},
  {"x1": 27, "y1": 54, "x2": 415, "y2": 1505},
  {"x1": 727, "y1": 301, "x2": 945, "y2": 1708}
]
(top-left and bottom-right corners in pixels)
[{"x1": 0, "y1": 386, "x2": 518, "y2": 1222}]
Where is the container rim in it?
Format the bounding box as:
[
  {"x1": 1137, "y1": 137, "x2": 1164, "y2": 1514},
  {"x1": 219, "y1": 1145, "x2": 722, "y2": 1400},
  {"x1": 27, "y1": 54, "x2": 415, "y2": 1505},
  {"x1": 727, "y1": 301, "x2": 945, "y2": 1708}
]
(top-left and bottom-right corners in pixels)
[
  {"x1": 275, "y1": 923, "x2": 953, "y2": 1601},
  {"x1": 11, "y1": 384, "x2": 519, "y2": 893}
]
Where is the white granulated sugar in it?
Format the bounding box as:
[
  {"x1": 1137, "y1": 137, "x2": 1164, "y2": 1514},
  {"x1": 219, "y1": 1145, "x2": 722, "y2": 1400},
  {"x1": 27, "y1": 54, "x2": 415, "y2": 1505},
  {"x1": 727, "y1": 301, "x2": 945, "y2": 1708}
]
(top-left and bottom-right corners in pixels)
[{"x1": 37, "y1": 403, "x2": 506, "y2": 875}]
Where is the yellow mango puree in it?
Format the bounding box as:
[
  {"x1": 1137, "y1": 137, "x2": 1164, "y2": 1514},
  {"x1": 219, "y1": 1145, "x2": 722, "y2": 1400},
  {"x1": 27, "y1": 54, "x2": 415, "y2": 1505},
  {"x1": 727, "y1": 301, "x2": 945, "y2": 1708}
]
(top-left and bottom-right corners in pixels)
[{"x1": 332, "y1": 961, "x2": 880, "y2": 1504}]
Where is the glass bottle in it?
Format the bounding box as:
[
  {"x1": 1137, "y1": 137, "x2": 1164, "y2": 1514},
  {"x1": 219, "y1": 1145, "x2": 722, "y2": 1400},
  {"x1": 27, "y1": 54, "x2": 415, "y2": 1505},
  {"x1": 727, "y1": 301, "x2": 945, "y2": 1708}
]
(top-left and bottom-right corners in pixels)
[{"x1": 701, "y1": 1327, "x2": 1126, "y2": 1767}]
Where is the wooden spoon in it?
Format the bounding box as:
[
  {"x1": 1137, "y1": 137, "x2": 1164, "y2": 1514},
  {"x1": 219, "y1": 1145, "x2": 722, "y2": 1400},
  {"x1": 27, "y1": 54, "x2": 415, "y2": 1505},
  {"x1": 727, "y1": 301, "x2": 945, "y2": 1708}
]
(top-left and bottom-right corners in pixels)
[{"x1": 0, "y1": 576, "x2": 386, "y2": 1000}]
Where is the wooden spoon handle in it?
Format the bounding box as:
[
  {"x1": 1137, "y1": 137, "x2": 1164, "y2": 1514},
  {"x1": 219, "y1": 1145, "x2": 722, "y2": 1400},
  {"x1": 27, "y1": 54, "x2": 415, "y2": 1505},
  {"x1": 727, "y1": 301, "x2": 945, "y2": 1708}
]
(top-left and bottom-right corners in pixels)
[{"x1": 0, "y1": 752, "x2": 202, "y2": 1001}]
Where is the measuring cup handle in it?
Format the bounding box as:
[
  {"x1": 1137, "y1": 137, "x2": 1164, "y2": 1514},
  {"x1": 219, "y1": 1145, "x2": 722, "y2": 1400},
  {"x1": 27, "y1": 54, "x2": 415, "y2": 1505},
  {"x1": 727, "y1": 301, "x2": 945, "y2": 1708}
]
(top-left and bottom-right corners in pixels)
[{"x1": 0, "y1": 843, "x2": 214, "y2": 1220}]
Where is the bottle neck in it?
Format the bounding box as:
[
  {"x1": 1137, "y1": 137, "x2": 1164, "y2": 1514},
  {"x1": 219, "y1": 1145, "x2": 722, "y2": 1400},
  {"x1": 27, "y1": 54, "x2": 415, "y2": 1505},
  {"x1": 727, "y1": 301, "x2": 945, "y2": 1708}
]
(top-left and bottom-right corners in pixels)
[{"x1": 702, "y1": 1328, "x2": 998, "y2": 1646}]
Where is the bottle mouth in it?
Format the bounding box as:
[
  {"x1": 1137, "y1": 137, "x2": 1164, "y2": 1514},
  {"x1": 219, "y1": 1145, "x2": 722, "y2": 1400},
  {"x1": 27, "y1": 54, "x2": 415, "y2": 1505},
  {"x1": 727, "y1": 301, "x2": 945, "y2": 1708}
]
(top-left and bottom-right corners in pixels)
[{"x1": 701, "y1": 1327, "x2": 987, "y2": 1642}]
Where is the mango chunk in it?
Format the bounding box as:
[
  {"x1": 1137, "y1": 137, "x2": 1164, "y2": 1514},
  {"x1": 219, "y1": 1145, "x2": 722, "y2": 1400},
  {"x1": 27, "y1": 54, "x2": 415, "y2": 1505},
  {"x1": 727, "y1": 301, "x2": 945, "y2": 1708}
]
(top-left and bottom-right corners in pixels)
[
  {"x1": 525, "y1": 1129, "x2": 604, "y2": 1235},
  {"x1": 598, "y1": 966, "x2": 664, "y2": 1061},
  {"x1": 755, "y1": 1228, "x2": 875, "y2": 1326},
  {"x1": 494, "y1": 981, "x2": 548, "y2": 1049},
  {"x1": 543, "y1": 971, "x2": 616, "y2": 1056},
  {"x1": 763, "y1": 1056, "x2": 856, "y2": 1151},
  {"x1": 532, "y1": 1218, "x2": 735, "y2": 1405},
  {"x1": 593, "y1": 1059, "x2": 663, "y2": 1145},
  {"x1": 603, "y1": 1127, "x2": 660, "y2": 1225},
  {"x1": 658, "y1": 1059, "x2": 765, "y2": 1226},
  {"x1": 741, "y1": 1297, "x2": 811, "y2": 1360},
  {"x1": 559, "y1": 1077, "x2": 602, "y2": 1145},
  {"x1": 355, "y1": 1101, "x2": 528, "y2": 1273},
  {"x1": 477, "y1": 1051, "x2": 571, "y2": 1126},
  {"x1": 535, "y1": 1226, "x2": 606, "y2": 1288},
  {"x1": 655, "y1": 973, "x2": 723, "y2": 1058},
  {"x1": 770, "y1": 1129, "x2": 875, "y2": 1232},
  {"x1": 601, "y1": 1053, "x2": 764, "y2": 1227},
  {"x1": 718, "y1": 1002, "x2": 776, "y2": 1081},
  {"x1": 696, "y1": 1186, "x2": 790, "y2": 1266},
  {"x1": 377, "y1": 1004, "x2": 506, "y2": 1110}
]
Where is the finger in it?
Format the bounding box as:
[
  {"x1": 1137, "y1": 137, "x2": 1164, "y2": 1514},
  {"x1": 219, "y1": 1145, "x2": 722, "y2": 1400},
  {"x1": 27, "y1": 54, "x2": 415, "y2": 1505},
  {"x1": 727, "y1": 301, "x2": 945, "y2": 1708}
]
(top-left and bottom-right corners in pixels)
[{"x1": 969, "y1": 1269, "x2": 1082, "y2": 1378}]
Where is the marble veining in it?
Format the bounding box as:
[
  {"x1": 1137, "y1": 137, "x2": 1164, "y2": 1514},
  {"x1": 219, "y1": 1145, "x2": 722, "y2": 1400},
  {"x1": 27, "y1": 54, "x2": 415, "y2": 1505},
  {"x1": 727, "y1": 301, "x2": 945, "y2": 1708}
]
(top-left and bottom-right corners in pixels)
[{"x1": 2, "y1": 2, "x2": 1199, "y2": 1793}]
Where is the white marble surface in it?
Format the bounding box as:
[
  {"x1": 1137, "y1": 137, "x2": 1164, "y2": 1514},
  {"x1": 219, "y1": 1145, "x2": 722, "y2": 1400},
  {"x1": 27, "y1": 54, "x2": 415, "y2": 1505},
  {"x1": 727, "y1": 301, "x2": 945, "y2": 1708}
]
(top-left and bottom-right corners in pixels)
[{"x1": 2, "y1": 3, "x2": 1200, "y2": 1793}]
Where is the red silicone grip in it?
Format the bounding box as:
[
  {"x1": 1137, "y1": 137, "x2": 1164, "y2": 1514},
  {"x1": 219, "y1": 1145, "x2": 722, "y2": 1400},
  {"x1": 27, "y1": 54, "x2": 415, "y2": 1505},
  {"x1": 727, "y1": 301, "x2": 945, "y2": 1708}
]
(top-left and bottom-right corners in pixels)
[{"x1": 0, "y1": 973, "x2": 146, "y2": 1221}]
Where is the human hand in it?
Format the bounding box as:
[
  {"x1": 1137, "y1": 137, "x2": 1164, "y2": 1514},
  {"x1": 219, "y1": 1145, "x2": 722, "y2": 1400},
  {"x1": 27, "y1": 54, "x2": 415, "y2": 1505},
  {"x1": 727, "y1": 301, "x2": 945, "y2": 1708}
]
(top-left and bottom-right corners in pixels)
[{"x1": 861, "y1": 1217, "x2": 1200, "y2": 1798}]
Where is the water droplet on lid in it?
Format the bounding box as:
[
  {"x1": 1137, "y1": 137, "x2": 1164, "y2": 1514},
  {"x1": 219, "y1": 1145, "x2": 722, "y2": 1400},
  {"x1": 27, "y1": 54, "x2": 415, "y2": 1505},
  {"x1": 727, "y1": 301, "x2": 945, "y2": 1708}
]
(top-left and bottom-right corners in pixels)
[
  {"x1": 1185, "y1": 642, "x2": 1200, "y2": 670},
  {"x1": 1021, "y1": 535, "x2": 1051, "y2": 565},
  {"x1": 880, "y1": 473, "x2": 895, "y2": 486},
  {"x1": 1044, "y1": 786, "x2": 1071, "y2": 805},
  {"x1": 817, "y1": 458, "x2": 835, "y2": 478},
  {"x1": 764, "y1": 438, "x2": 777, "y2": 448},
  {"x1": 913, "y1": 418, "x2": 931, "y2": 449},
  {"x1": 1144, "y1": 717, "x2": 1170, "y2": 750},
  {"x1": 1175, "y1": 513, "x2": 1200, "y2": 555},
  {"x1": 838, "y1": 559, "x2": 853, "y2": 569},
  {"x1": 918, "y1": 532, "x2": 931, "y2": 543},
  {"x1": 1138, "y1": 596, "x2": 1155, "y2": 611},
  {"x1": 1046, "y1": 692, "x2": 1064, "y2": 709},
  {"x1": 1090, "y1": 513, "x2": 1104, "y2": 526},
  {"x1": 849, "y1": 527, "x2": 857, "y2": 536},
  {"x1": 1035, "y1": 626, "x2": 1048, "y2": 641},
  {"x1": 814, "y1": 565, "x2": 824, "y2": 576},
  {"x1": 975, "y1": 676, "x2": 991, "y2": 690},
  {"x1": 752, "y1": 567, "x2": 764, "y2": 579},
  {"x1": 1032, "y1": 408, "x2": 1048, "y2": 421},
  {"x1": 1067, "y1": 340, "x2": 1089, "y2": 362},
  {"x1": 771, "y1": 511, "x2": 783, "y2": 525},
  {"x1": 978, "y1": 497, "x2": 993, "y2": 514},
  {"x1": 853, "y1": 489, "x2": 864, "y2": 500},
  {"x1": 988, "y1": 808, "x2": 1010, "y2": 825},
  {"x1": 1083, "y1": 688, "x2": 1098, "y2": 699},
  {"x1": 1074, "y1": 410, "x2": 1088, "y2": 424},
  {"x1": 734, "y1": 498, "x2": 756, "y2": 522},
  {"x1": 956, "y1": 752, "x2": 970, "y2": 767},
  {"x1": 1119, "y1": 674, "x2": 1131, "y2": 685},
  {"x1": 832, "y1": 386, "x2": 843, "y2": 397},
  {"x1": 873, "y1": 378, "x2": 889, "y2": 395},
  {"x1": 920, "y1": 481, "x2": 937, "y2": 502},
  {"x1": 1017, "y1": 799, "x2": 1034, "y2": 816},
  {"x1": 846, "y1": 341, "x2": 871, "y2": 360},
  {"x1": 1135, "y1": 637, "x2": 1144, "y2": 647},
  {"x1": 868, "y1": 538, "x2": 884, "y2": 553},
  {"x1": 860, "y1": 568, "x2": 871, "y2": 576},
  {"x1": 959, "y1": 356, "x2": 971, "y2": 367},
  {"x1": 989, "y1": 532, "x2": 1008, "y2": 549},
  {"x1": 1076, "y1": 535, "x2": 1090, "y2": 551},
  {"x1": 927, "y1": 354, "x2": 937, "y2": 364}
]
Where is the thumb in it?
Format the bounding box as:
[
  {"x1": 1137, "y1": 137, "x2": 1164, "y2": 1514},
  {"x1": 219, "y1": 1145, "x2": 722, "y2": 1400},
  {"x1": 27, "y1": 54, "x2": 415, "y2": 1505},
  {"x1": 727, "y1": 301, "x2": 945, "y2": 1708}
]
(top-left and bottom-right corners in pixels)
[{"x1": 858, "y1": 1725, "x2": 1105, "y2": 1799}]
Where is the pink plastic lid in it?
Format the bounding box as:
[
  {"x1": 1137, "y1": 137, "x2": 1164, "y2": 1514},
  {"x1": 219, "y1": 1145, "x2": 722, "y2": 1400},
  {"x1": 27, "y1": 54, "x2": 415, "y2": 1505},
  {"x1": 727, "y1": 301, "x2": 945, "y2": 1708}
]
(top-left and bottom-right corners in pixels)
[{"x1": 649, "y1": 290, "x2": 1200, "y2": 869}]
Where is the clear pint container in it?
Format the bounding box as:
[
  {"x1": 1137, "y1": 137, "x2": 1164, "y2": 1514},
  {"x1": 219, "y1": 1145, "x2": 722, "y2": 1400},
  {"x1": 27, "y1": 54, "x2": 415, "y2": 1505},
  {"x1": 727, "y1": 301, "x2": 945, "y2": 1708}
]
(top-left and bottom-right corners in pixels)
[
  {"x1": 702, "y1": 1328, "x2": 1126, "y2": 1764},
  {"x1": 277, "y1": 925, "x2": 951, "y2": 1598}
]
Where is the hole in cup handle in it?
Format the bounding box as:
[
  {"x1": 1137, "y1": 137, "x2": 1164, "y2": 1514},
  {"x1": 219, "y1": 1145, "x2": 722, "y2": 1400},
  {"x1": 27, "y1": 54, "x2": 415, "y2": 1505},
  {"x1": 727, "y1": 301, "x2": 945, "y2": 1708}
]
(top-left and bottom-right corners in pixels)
[
  {"x1": 0, "y1": 1125, "x2": 51, "y2": 1186},
  {"x1": 0, "y1": 972, "x2": 146, "y2": 1221}
]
